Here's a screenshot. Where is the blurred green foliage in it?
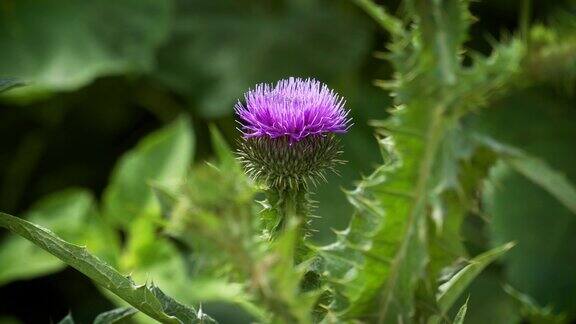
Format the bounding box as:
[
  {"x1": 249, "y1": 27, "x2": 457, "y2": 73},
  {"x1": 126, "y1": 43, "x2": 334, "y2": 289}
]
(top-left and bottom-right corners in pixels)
[{"x1": 0, "y1": 0, "x2": 575, "y2": 323}]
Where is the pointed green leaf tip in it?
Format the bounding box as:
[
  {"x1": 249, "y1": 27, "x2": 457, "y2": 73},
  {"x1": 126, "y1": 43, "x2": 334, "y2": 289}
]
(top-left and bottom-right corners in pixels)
[
  {"x1": 436, "y1": 242, "x2": 515, "y2": 315},
  {"x1": 453, "y1": 298, "x2": 469, "y2": 324}
]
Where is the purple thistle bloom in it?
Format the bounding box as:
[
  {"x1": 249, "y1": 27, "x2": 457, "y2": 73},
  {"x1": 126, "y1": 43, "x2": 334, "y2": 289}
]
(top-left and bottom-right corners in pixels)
[{"x1": 235, "y1": 77, "x2": 352, "y2": 142}]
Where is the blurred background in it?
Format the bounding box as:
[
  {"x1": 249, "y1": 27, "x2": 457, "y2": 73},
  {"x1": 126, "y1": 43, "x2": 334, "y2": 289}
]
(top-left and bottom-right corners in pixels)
[{"x1": 0, "y1": 0, "x2": 575, "y2": 323}]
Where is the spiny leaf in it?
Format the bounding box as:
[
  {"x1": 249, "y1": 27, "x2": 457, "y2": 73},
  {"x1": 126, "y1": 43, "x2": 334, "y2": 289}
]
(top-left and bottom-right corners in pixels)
[
  {"x1": 319, "y1": 0, "x2": 477, "y2": 321},
  {"x1": 452, "y1": 298, "x2": 468, "y2": 324},
  {"x1": 318, "y1": 101, "x2": 437, "y2": 322},
  {"x1": 93, "y1": 307, "x2": 138, "y2": 324},
  {"x1": 457, "y1": 40, "x2": 525, "y2": 115},
  {"x1": 0, "y1": 212, "x2": 214, "y2": 324},
  {"x1": 411, "y1": 0, "x2": 472, "y2": 85},
  {"x1": 352, "y1": 0, "x2": 404, "y2": 37},
  {"x1": 0, "y1": 189, "x2": 118, "y2": 286},
  {"x1": 436, "y1": 242, "x2": 515, "y2": 315}
]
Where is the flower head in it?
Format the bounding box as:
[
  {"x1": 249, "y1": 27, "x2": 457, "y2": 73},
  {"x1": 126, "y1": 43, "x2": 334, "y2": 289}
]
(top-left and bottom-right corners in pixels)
[
  {"x1": 236, "y1": 78, "x2": 350, "y2": 189},
  {"x1": 235, "y1": 77, "x2": 351, "y2": 142}
]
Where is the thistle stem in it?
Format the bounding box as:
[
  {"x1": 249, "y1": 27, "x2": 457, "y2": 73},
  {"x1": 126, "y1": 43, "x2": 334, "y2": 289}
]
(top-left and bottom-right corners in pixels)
[{"x1": 266, "y1": 184, "x2": 312, "y2": 262}]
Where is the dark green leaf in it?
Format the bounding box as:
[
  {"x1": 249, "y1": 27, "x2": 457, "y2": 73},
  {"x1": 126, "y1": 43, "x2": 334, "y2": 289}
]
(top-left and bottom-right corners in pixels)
[
  {"x1": 0, "y1": 0, "x2": 171, "y2": 97},
  {"x1": 504, "y1": 285, "x2": 568, "y2": 324},
  {"x1": 474, "y1": 134, "x2": 576, "y2": 216},
  {"x1": 486, "y1": 163, "x2": 576, "y2": 317},
  {"x1": 476, "y1": 90, "x2": 576, "y2": 316},
  {"x1": 505, "y1": 156, "x2": 576, "y2": 215}
]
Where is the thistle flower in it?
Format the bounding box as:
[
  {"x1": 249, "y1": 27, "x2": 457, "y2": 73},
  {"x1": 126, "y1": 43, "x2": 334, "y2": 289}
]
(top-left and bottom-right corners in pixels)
[{"x1": 236, "y1": 77, "x2": 351, "y2": 189}]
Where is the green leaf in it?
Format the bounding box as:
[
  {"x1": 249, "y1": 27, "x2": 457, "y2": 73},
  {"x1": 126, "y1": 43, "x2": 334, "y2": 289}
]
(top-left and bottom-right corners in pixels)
[
  {"x1": 411, "y1": 0, "x2": 472, "y2": 85},
  {"x1": 486, "y1": 163, "x2": 576, "y2": 316},
  {"x1": 264, "y1": 220, "x2": 318, "y2": 323},
  {"x1": 453, "y1": 298, "x2": 468, "y2": 324},
  {"x1": 505, "y1": 156, "x2": 576, "y2": 216},
  {"x1": 475, "y1": 89, "x2": 576, "y2": 316},
  {"x1": 474, "y1": 134, "x2": 576, "y2": 216},
  {"x1": 59, "y1": 307, "x2": 138, "y2": 324},
  {"x1": 318, "y1": 1, "x2": 478, "y2": 321},
  {"x1": 318, "y1": 98, "x2": 439, "y2": 322},
  {"x1": 320, "y1": 1, "x2": 524, "y2": 322},
  {"x1": 0, "y1": 189, "x2": 118, "y2": 285},
  {"x1": 209, "y1": 125, "x2": 238, "y2": 171},
  {"x1": 93, "y1": 307, "x2": 138, "y2": 324},
  {"x1": 504, "y1": 285, "x2": 568, "y2": 324},
  {"x1": 0, "y1": 212, "x2": 214, "y2": 324},
  {"x1": 0, "y1": 0, "x2": 171, "y2": 98},
  {"x1": 352, "y1": 0, "x2": 404, "y2": 37},
  {"x1": 436, "y1": 242, "x2": 514, "y2": 314},
  {"x1": 458, "y1": 269, "x2": 521, "y2": 324},
  {"x1": 58, "y1": 313, "x2": 75, "y2": 324},
  {"x1": 457, "y1": 40, "x2": 525, "y2": 115},
  {"x1": 103, "y1": 116, "x2": 194, "y2": 228}
]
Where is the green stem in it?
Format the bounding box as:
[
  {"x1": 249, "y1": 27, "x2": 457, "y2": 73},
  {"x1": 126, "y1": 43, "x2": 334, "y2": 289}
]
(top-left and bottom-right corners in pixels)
[{"x1": 266, "y1": 184, "x2": 312, "y2": 262}]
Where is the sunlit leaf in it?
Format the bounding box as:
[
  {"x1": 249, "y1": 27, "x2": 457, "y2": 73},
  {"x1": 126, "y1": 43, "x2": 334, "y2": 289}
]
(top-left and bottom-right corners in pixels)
[
  {"x1": 0, "y1": 189, "x2": 118, "y2": 285},
  {"x1": 436, "y1": 242, "x2": 514, "y2": 314},
  {"x1": 93, "y1": 307, "x2": 138, "y2": 324},
  {"x1": 58, "y1": 313, "x2": 75, "y2": 324},
  {"x1": 103, "y1": 116, "x2": 194, "y2": 228},
  {"x1": 453, "y1": 298, "x2": 469, "y2": 324},
  {"x1": 0, "y1": 212, "x2": 214, "y2": 324}
]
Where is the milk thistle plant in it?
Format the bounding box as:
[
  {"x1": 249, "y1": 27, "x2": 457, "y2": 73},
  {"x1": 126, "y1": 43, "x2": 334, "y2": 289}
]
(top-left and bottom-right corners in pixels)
[
  {"x1": 1, "y1": 0, "x2": 576, "y2": 323},
  {"x1": 236, "y1": 77, "x2": 351, "y2": 241}
]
